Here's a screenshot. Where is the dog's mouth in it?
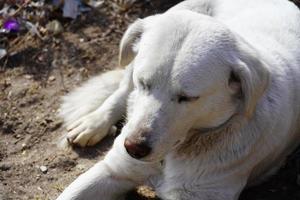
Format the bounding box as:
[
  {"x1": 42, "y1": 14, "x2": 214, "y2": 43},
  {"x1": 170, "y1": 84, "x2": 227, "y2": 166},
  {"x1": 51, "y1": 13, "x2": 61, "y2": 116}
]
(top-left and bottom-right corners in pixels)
[{"x1": 137, "y1": 138, "x2": 189, "y2": 162}]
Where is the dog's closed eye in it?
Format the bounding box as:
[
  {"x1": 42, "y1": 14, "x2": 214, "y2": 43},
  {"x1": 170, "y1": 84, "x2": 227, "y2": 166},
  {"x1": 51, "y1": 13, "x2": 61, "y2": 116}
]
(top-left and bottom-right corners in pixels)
[{"x1": 177, "y1": 95, "x2": 199, "y2": 104}]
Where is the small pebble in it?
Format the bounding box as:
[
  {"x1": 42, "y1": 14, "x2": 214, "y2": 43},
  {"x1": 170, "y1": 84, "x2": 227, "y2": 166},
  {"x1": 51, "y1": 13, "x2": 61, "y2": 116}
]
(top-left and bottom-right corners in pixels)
[
  {"x1": 0, "y1": 49, "x2": 7, "y2": 60},
  {"x1": 46, "y1": 20, "x2": 63, "y2": 35},
  {"x1": 39, "y1": 165, "x2": 48, "y2": 173},
  {"x1": 24, "y1": 75, "x2": 33, "y2": 80},
  {"x1": 48, "y1": 76, "x2": 56, "y2": 82}
]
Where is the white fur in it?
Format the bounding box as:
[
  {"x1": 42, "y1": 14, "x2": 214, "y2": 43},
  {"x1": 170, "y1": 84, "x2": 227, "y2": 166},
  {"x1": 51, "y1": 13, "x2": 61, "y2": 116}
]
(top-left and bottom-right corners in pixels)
[
  {"x1": 57, "y1": 0, "x2": 300, "y2": 199},
  {"x1": 59, "y1": 69, "x2": 127, "y2": 146}
]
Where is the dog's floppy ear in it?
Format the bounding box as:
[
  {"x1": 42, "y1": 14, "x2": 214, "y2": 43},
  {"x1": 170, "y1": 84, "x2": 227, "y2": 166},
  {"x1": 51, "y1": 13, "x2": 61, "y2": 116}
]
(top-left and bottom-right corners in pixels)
[
  {"x1": 119, "y1": 19, "x2": 144, "y2": 67},
  {"x1": 229, "y1": 48, "x2": 270, "y2": 119}
]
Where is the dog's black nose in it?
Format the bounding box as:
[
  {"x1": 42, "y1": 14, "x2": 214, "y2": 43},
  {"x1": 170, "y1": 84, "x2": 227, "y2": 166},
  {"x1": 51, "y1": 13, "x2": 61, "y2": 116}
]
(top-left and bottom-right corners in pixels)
[{"x1": 124, "y1": 138, "x2": 152, "y2": 159}]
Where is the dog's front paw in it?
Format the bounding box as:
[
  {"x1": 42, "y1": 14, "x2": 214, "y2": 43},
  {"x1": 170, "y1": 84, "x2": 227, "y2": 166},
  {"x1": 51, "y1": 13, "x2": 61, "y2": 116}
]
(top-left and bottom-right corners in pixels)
[{"x1": 65, "y1": 112, "x2": 113, "y2": 147}]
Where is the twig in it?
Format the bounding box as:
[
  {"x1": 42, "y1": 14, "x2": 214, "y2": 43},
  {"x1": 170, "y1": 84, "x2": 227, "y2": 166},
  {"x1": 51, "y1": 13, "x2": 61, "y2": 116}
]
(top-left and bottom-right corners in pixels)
[
  {"x1": 0, "y1": 56, "x2": 8, "y2": 71},
  {"x1": 7, "y1": 31, "x2": 31, "y2": 53},
  {"x1": 52, "y1": 52, "x2": 67, "y2": 92},
  {"x1": 11, "y1": 0, "x2": 32, "y2": 17}
]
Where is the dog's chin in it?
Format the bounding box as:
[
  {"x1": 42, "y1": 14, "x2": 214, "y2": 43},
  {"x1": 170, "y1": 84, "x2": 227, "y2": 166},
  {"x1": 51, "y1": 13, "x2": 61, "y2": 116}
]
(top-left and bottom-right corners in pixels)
[
  {"x1": 139, "y1": 153, "x2": 165, "y2": 163},
  {"x1": 140, "y1": 141, "x2": 184, "y2": 162},
  {"x1": 136, "y1": 147, "x2": 170, "y2": 162}
]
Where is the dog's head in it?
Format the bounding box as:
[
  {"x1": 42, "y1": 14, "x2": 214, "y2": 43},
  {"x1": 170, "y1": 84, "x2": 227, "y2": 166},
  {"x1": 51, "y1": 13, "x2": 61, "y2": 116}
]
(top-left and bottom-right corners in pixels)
[{"x1": 119, "y1": 10, "x2": 269, "y2": 161}]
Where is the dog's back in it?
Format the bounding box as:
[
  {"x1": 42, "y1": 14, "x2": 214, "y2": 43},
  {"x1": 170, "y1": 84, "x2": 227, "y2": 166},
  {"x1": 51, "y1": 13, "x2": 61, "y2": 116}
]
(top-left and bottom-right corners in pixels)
[{"x1": 172, "y1": 0, "x2": 300, "y2": 65}]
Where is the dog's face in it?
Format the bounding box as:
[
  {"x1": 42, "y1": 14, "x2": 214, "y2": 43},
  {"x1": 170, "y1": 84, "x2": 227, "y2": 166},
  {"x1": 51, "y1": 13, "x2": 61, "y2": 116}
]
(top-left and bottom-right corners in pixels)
[{"x1": 120, "y1": 11, "x2": 269, "y2": 162}]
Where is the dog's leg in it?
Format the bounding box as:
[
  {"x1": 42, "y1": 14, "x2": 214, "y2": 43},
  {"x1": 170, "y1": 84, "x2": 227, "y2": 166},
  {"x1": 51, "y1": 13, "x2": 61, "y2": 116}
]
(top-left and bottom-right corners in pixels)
[
  {"x1": 159, "y1": 185, "x2": 245, "y2": 200},
  {"x1": 56, "y1": 133, "x2": 161, "y2": 200},
  {"x1": 60, "y1": 66, "x2": 133, "y2": 147},
  {"x1": 158, "y1": 166, "x2": 248, "y2": 200}
]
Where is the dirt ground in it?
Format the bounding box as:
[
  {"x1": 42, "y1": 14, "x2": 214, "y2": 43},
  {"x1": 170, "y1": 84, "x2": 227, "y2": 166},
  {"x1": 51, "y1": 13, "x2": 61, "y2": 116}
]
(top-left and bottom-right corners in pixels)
[{"x1": 0, "y1": 1, "x2": 300, "y2": 200}]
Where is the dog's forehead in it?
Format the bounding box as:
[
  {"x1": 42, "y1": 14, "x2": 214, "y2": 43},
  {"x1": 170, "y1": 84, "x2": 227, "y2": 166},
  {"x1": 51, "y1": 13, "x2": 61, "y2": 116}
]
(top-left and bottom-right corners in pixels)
[
  {"x1": 134, "y1": 11, "x2": 231, "y2": 88},
  {"x1": 133, "y1": 15, "x2": 189, "y2": 82}
]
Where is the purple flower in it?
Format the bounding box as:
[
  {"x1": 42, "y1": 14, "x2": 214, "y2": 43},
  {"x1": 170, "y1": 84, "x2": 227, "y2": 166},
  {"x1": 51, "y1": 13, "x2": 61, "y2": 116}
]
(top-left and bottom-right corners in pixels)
[{"x1": 3, "y1": 19, "x2": 20, "y2": 33}]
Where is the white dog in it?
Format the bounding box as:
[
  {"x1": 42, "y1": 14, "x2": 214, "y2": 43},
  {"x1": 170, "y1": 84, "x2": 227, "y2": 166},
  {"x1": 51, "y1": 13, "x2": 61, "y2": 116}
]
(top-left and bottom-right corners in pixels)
[{"x1": 57, "y1": 0, "x2": 300, "y2": 199}]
